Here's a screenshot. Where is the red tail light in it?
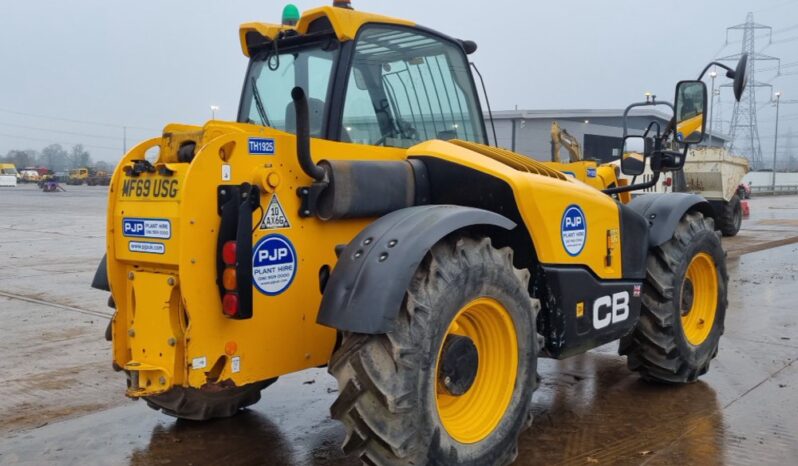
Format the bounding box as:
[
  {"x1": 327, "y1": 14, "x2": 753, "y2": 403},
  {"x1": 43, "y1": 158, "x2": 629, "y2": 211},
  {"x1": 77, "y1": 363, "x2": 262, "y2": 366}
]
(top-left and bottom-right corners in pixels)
[
  {"x1": 664, "y1": 177, "x2": 672, "y2": 187},
  {"x1": 222, "y1": 241, "x2": 237, "y2": 265},
  {"x1": 223, "y1": 293, "x2": 239, "y2": 317}
]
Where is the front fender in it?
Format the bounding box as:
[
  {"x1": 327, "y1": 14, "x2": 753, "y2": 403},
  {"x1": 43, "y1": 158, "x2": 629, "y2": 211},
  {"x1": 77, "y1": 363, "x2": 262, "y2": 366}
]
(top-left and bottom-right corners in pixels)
[
  {"x1": 316, "y1": 205, "x2": 515, "y2": 334},
  {"x1": 628, "y1": 193, "x2": 715, "y2": 247}
]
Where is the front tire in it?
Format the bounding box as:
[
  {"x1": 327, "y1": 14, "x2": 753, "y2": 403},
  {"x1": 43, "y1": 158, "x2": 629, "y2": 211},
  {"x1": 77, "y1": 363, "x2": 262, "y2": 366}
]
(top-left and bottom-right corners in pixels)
[
  {"x1": 718, "y1": 195, "x2": 742, "y2": 237},
  {"x1": 329, "y1": 236, "x2": 539, "y2": 465},
  {"x1": 620, "y1": 211, "x2": 728, "y2": 383}
]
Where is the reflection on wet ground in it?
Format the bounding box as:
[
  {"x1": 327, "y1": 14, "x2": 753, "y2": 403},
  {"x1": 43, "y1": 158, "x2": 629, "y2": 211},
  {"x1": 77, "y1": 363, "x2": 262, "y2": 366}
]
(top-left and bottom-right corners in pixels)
[
  {"x1": 1, "y1": 194, "x2": 798, "y2": 465},
  {"x1": 3, "y1": 244, "x2": 797, "y2": 465}
]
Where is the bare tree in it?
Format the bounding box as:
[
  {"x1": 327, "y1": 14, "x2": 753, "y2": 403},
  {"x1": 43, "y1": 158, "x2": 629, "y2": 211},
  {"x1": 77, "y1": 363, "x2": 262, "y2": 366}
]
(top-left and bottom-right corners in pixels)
[
  {"x1": 69, "y1": 144, "x2": 92, "y2": 169},
  {"x1": 38, "y1": 144, "x2": 69, "y2": 172},
  {"x1": 2, "y1": 149, "x2": 37, "y2": 168}
]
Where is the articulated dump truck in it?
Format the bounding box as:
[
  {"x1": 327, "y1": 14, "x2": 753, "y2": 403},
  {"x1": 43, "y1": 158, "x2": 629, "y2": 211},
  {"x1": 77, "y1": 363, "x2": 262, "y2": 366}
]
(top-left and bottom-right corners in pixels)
[{"x1": 91, "y1": 2, "x2": 749, "y2": 464}]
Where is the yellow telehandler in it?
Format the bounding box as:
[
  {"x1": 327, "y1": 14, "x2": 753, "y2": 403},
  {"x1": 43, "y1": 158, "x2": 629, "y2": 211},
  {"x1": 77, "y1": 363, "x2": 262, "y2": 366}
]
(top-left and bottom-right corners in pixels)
[{"x1": 92, "y1": 2, "x2": 748, "y2": 464}]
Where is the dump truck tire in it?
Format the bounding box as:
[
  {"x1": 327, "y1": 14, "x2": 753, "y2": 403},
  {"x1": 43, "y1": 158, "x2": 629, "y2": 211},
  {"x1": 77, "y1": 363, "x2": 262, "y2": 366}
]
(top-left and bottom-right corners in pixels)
[
  {"x1": 329, "y1": 236, "x2": 538, "y2": 465},
  {"x1": 718, "y1": 195, "x2": 742, "y2": 237},
  {"x1": 620, "y1": 211, "x2": 727, "y2": 383},
  {"x1": 143, "y1": 379, "x2": 276, "y2": 421}
]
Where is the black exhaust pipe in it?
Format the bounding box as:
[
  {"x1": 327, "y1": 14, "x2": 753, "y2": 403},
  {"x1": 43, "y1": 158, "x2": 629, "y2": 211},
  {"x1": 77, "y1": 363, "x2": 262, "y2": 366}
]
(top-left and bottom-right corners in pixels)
[{"x1": 291, "y1": 87, "x2": 326, "y2": 182}]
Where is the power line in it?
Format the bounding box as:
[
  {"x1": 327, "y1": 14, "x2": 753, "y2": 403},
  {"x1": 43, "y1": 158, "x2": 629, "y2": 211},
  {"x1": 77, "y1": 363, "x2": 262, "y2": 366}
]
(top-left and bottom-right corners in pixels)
[
  {"x1": 0, "y1": 132, "x2": 122, "y2": 152},
  {"x1": 774, "y1": 23, "x2": 798, "y2": 34},
  {"x1": 0, "y1": 107, "x2": 157, "y2": 132},
  {"x1": 758, "y1": 60, "x2": 798, "y2": 72},
  {"x1": 754, "y1": 0, "x2": 798, "y2": 14},
  {"x1": 0, "y1": 121, "x2": 123, "y2": 141},
  {"x1": 771, "y1": 35, "x2": 798, "y2": 44}
]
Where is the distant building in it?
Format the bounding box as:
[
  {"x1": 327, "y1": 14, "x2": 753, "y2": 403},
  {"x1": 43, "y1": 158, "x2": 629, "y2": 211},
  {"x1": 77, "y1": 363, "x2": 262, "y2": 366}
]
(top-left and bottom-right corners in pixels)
[{"x1": 485, "y1": 109, "x2": 729, "y2": 163}]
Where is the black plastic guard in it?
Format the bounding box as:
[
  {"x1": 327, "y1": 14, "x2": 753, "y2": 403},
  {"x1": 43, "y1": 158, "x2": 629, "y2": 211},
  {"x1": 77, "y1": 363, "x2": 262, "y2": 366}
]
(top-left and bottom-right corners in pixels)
[
  {"x1": 317, "y1": 205, "x2": 515, "y2": 334},
  {"x1": 628, "y1": 193, "x2": 715, "y2": 247},
  {"x1": 91, "y1": 254, "x2": 110, "y2": 291},
  {"x1": 540, "y1": 265, "x2": 642, "y2": 359}
]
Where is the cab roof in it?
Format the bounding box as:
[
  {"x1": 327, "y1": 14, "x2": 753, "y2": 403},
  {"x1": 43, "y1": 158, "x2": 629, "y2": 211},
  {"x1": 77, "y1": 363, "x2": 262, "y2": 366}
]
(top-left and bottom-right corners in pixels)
[{"x1": 239, "y1": 5, "x2": 414, "y2": 57}]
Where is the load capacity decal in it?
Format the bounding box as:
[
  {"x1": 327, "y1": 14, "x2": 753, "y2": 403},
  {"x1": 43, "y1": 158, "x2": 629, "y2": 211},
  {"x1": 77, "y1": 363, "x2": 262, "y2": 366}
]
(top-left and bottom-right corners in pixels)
[
  {"x1": 123, "y1": 218, "x2": 171, "y2": 239},
  {"x1": 260, "y1": 194, "x2": 291, "y2": 230},
  {"x1": 561, "y1": 205, "x2": 587, "y2": 256},
  {"x1": 252, "y1": 234, "x2": 297, "y2": 296}
]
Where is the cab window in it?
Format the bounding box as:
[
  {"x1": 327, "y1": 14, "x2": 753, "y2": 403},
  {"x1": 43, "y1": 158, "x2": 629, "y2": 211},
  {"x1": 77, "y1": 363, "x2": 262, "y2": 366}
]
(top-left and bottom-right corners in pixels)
[
  {"x1": 341, "y1": 26, "x2": 485, "y2": 147},
  {"x1": 240, "y1": 40, "x2": 338, "y2": 137}
]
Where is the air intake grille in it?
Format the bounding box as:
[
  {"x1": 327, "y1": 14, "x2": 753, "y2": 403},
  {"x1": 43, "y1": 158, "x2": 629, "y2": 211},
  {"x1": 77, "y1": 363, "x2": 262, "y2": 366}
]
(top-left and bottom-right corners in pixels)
[{"x1": 449, "y1": 140, "x2": 568, "y2": 181}]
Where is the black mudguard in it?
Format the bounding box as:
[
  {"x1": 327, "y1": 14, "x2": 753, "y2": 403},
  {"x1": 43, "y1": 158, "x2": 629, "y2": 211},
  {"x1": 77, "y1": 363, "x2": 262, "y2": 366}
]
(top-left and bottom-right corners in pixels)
[
  {"x1": 628, "y1": 193, "x2": 715, "y2": 247},
  {"x1": 91, "y1": 254, "x2": 110, "y2": 291},
  {"x1": 317, "y1": 205, "x2": 516, "y2": 334}
]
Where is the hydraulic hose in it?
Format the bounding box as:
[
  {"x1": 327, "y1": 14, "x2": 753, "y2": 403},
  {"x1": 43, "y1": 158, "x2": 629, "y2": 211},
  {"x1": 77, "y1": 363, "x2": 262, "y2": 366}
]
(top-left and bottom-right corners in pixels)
[{"x1": 291, "y1": 87, "x2": 326, "y2": 182}]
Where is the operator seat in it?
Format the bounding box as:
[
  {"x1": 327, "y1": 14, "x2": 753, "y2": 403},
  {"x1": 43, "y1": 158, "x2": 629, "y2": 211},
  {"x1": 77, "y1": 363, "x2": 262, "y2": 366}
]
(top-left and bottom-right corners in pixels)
[{"x1": 285, "y1": 98, "x2": 325, "y2": 137}]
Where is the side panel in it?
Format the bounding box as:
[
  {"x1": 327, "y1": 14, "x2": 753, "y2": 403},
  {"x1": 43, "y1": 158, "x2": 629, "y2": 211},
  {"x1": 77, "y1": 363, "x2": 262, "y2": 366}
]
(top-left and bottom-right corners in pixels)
[
  {"x1": 539, "y1": 266, "x2": 642, "y2": 359},
  {"x1": 175, "y1": 128, "x2": 408, "y2": 390},
  {"x1": 409, "y1": 141, "x2": 624, "y2": 279}
]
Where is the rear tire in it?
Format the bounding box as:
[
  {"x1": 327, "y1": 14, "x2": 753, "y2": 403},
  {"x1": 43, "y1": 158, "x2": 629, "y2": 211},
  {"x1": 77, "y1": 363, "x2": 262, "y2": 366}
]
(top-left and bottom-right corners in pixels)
[
  {"x1": 718, "y1": 195, "x2": 742, "y2": 237},
  {"x1": 329, "y1": 236, "x2": 539, "y2": 465},
  {"x1": 620, "y1": 211, "x2": 728, "y2": 383},
  {"x1": 144, "y1": 379, "x2": 276, "y2": 420}
]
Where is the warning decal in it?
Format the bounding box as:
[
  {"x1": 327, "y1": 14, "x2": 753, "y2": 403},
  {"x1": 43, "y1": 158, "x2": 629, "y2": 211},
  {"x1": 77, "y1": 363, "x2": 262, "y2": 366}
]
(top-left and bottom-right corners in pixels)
[{"x1": 260, "y1": 194, "x2": 291, "y2": 230}]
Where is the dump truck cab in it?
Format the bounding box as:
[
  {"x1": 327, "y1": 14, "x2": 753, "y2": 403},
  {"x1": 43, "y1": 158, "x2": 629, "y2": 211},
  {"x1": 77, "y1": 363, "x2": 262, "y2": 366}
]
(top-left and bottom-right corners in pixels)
[{"x1": 95, "y1": 3, "x2": 746, "y2": 464}]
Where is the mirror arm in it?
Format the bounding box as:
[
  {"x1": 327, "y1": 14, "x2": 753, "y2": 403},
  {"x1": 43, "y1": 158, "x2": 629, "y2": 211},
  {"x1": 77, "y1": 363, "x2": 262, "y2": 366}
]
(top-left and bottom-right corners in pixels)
[
  {"x1": 621, "y1": 101, "x2": 675, "y2": 140},
  {"x1": 697, "y1": 61, "x2": 734, "y2": 81},
  {"x1": 603, "y1": 170, "x2": 661, "y2": 195},
  {"x1": 643, "y1": 121, "x2": 661, "y2": 139}
]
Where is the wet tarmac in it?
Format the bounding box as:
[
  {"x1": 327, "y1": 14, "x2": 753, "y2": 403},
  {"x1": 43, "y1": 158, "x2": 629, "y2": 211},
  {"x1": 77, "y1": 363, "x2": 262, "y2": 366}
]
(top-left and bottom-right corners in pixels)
[{"x1": 1, "y1": 185, "x2": 797, "y2": 465}]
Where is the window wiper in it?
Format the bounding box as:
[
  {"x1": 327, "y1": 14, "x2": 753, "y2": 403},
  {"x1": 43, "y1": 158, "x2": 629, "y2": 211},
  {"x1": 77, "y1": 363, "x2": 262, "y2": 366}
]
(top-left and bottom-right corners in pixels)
[{"x1": 250, "y1": 77, "x2": 271, "y2": 127}]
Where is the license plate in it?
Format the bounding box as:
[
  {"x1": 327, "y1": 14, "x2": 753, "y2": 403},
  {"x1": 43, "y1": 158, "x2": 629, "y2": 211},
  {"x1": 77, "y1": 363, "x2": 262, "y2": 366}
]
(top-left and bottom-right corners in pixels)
[{"x1": 120, "y1": 177, "x2": 180, "y2": 199}]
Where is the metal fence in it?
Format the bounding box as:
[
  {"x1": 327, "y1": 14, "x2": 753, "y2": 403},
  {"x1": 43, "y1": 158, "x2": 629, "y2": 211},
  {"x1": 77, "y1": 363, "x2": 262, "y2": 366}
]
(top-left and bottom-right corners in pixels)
[{"x1": 750, "y1": 185, "x2": 798, "y2": 196}]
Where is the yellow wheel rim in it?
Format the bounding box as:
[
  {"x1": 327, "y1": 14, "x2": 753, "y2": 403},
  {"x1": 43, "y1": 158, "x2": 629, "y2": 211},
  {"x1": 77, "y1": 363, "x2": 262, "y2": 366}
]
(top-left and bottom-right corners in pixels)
[
  {"x1": 435, "y1": 297, "x2": 518, "y2": 444},
  {"x1": 680, "y1": 252, "x2": 718, "y2": 346}
]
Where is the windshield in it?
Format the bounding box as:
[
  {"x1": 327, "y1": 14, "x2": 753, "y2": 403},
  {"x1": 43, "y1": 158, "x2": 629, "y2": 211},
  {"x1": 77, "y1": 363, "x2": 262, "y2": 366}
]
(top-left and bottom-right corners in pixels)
[
  {"x1": 1, "y1": 167, "x2": 17, "y2": 175},
  {"x1": 341, "y1": 26, "x2": 485, "y2": 147},
  {"x1": 239, "y1": 40, "x2": 339, "y2": 137}
]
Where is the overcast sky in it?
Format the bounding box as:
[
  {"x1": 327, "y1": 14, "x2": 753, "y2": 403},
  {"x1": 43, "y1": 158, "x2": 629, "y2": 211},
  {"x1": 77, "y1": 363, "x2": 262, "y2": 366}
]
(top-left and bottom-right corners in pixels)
[{"x1": 1, "y1": 0, "x2": 797, "y2": 162}]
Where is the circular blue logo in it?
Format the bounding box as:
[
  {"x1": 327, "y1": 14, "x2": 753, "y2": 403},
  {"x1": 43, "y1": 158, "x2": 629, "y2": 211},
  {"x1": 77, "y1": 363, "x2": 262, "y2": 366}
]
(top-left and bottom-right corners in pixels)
[
  {"x1": 561, "y1": 205, "x2": 587, "y2": 256},
  {"x1": 252, "y1": 234, "x2": 297, "y2": 295}
]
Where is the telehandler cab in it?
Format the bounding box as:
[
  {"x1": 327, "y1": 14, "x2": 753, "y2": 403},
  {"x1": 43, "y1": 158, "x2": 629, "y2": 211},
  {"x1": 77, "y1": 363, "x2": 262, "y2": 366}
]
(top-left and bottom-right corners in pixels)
[{"x1": 92, "y1": 2, "x2": 748, "y2": 464}]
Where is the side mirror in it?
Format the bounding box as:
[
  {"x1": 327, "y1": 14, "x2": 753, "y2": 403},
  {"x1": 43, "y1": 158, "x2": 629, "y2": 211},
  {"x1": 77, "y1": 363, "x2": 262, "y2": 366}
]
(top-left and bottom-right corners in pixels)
[
  {"x1": 731, "y1": 53, "x2": 748, "y2": 101},
  {"x1": 674, "y1": 80, "x2": 707, "y2": 144},
  {"x1": 620, "y1": 136, "x2": 649, "y2": 176}
]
